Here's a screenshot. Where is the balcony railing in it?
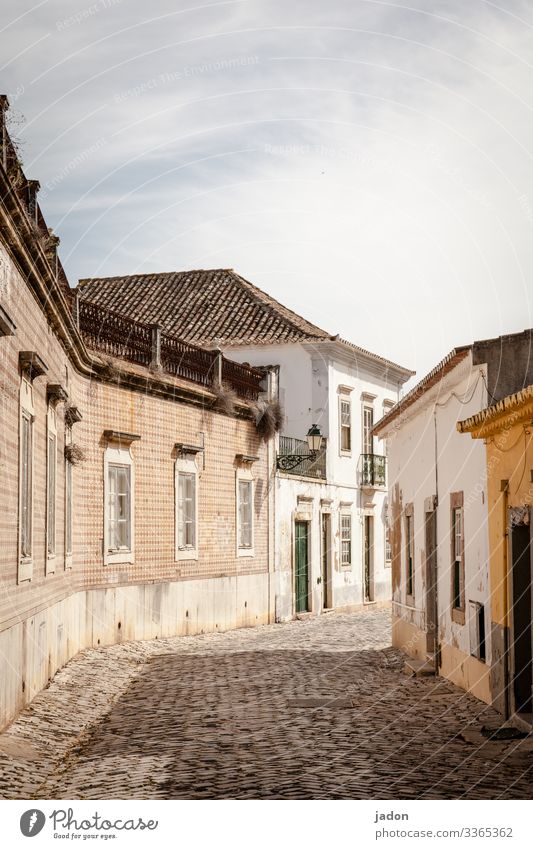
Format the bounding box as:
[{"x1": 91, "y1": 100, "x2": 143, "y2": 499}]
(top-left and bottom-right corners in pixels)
[
  {"x1": 77, "y1": 299, "x2": 263, "y2": 400},
  {"x1": 360, "y1": 453, "x2": 387, "y2": 487},
  {"x1": 278, "y1": 435, "x2": 327, "y2": 480}
]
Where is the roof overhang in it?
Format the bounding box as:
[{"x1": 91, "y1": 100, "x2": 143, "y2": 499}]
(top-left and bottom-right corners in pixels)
[
  {"x1": 374, "y1": 346, "x2": 471, "y2": 437},
  {"x1": 302, "y1": 338, "x2": 414, "y2": 383},
  {"x1": 458, "y1": 384, "x2": 533, "y2": 439}
]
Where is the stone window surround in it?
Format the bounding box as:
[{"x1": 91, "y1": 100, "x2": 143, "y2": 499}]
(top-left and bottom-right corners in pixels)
[
  {"x1": 103, "y1": 442, "x2": 136, "y2": 566},
  {"x1": 450, "y1": 490, "x2": 465, "y2": 625},
  {"x1": 236, "y1": 467, "x2": 254, "y2": 557}
]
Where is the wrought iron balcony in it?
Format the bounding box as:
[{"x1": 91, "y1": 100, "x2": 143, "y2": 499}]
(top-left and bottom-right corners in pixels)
[
  {"x1": 360, "y1": 453, "x2": 386, "y2": 488},
  {"x1": 277, "y1": 435, "x2": 327, "y2": 480}
]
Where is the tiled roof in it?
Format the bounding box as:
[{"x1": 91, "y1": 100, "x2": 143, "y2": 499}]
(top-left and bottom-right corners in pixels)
[
  {"x1": 77, "y1": 269, "x2": 330, "y2": 347},
  {"x1": 373, "y1": 346, "x2": 472, "y2": 435}
]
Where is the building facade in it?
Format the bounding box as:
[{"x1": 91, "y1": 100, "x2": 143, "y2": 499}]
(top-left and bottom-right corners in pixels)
[
  {"x1": 75, "y1": 271, "x2": 413, "y2": 621},
  {"x1": 459, "y1": 385, "x2": 533, "y2": 727},
  {"x1": 0, "y1": 98, "x2": 272, "y2": 730},
  {"x1": 374, "y1": 334, "x2": 533, "y2": 705}
]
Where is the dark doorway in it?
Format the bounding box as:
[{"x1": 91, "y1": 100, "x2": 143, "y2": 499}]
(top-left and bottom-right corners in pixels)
[
  {"x1": 364, "y1": 515, "x2": 374, "y2": 602},
  {"x1": 321, "y1": 514, "x2": 332, "y2": 609},
  {"x1": 425, "y1": 510, "x2": 437, "y2": 658},
  {"x1": 510, "y1": 520, "x2": 532, "y2": 714}
]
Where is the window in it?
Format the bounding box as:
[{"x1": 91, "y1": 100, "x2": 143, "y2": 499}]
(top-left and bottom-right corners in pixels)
[
  {"x1": 20, "y1": 412, "x2": 33, "y2": 557},
  {"x1": 451, "y1": 491, "x2": 465, "y2": 618},
  {"x1": 46, "y1": 405, "x2": 57, "y2": 569},
  {"x1": 385, "y1": 506, "x2": 392, "y2": 564},
  {"x1": 405, "y1": 505, "x2": 414, "y2": 599},
  {"x1": 178, "y1": 473, "x2": 196, "y2": 548},
  {"x1": 65, "y1": 457, "x2": 73, "y2": 563},
  {"x1": 362, "y1": 405, "x2": 374, "y2": 454},
  {"x1": 175, "y1": 456, "x2": 199, "y2": 561},
  {"x1": 104, "y1": 443, "x2": 135, "y2": 565},
  {"x1": 236, "y1": 470, "x2": 254, "y2": 556},
  {"x1": 469, "y1": 601, "x2": 486, "y2": 662},
  {"x1": 19, "y1": 377, "x2": 34, "y2": 582},
  {"x1": 238, "y1": 480, "x2": 253, "y2": 548},
  {"x1": 340, "y1": 513, "x2": 352, "y2": 569},
  {"x1": 108, "y1": 465, "x2": 131, "y2": 551},
  {"x1": 340, "y1": 399, "x2": 351, "y2": 452}
]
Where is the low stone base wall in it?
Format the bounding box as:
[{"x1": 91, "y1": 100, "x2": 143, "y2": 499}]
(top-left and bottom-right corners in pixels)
[
  {"x1": 0, "y1": 573, "x2": 271, "y2": 731},
  {"x1": 439, "y1": 642, "x2": 491, "y2": 705},
  {"x1": 391, "y1": 614, "x2": 427, "y2": 660},
  {"x1": 392, "y1": 615, "x2": 491, "y2": 705}
]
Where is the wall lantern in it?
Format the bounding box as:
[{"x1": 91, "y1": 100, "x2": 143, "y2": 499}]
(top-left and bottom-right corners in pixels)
[{"x1": 276, "y1": 424, "x2": 323, "y2": 472}]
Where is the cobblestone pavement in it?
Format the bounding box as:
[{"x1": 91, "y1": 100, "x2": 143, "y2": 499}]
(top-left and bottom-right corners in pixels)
[{"x1": 0, "y1": 609, "x2": 531, "y2": 799}]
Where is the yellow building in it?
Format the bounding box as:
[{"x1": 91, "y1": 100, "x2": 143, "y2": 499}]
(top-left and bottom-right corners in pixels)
[{"x1": 458, "y1": 386, "x2": 533, "y2": 728}]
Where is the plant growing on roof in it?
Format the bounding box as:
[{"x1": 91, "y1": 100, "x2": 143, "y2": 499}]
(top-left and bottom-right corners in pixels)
[
  {"x1": 250, "y1": 398, "x2": 284, "y2": 441},
  {"x1": 211, "y1": 380, "x2": 238, "y2": 416},
  {"x1": 64, "y1": 443, "x2": 86, "y2": 465}
]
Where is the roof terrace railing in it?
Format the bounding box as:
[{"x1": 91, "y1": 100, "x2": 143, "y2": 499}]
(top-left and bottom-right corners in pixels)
[{"x1": 77, "y1": 298, "x2": 263, "y2": 400}]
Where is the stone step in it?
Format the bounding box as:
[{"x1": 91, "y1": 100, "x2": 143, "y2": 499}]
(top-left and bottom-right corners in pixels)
[{"x1": 403, "y1": 658, "x2": 435, "y2": 677}]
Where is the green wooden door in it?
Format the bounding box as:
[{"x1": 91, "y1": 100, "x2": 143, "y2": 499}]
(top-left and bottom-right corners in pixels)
[{"x1": 295, "y1": 521, "x2": 309, "y2": 613}]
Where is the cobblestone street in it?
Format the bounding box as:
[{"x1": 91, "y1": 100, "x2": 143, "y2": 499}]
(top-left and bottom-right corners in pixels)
[{"x1": 0, "y1": 610, "x2": 531, "y2": 800}]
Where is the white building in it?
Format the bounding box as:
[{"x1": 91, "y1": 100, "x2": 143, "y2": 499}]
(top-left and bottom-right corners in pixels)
[
  {"x1": 374, "y1": 331, "x2": 533, "y2": 705},
  {"x1": 76, "y1": 269, "x2": 413, "y2": 620},
  {"x1": 225, "y1": 337, "x2": 412, "y2": 620}
]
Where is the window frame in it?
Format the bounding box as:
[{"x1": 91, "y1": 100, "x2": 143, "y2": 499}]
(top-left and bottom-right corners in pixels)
[
  {"x1": 384, "y1": 501, "x2": 392, "y2": 566},
  {"x1": 362, "y1": 404, "x2": 374, "y2": 455},
  {"x1": 19, "y1": 376, "x2": 34, "y2": 582},
  {"x1": 450, "y1": 491, "x2": 465, "y2": 623},
  {"x1": 236, "y1": 468, "x2": 254, "y2": 557},
  {"x1": 339, "y1": 396, "x2": 352, "y2": 455},
  {"x1": 469, "y1": 600, "x2": 486, "y2": 662},
  {"x1": 46, "y1": 404, "x2": 57, "y2": 572},
  {"x1": 103, "y1": 444, "x2": 135, "y2": 565},
  {"x1": 340, "y1": 510, "x2": 352, "y2": 570},
  {"x1": 175, "y1": 456, "x2": 199, "y2": 561},
  {"x1": 405, "y1": 503, "x2": 414, "y2": 602},
  {"x1": 65, "y1": 450, "x2": 73, "y2": 568}
]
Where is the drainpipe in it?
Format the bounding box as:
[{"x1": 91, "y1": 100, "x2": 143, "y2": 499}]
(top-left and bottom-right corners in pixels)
[{"x1": 433, "y1": 409, "x2": 440, "y2": 671}]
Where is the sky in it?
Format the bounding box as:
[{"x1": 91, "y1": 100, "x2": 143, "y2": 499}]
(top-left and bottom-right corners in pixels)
[{"x1": 2, "y1": 0, "x2": 533, "y2": 382}]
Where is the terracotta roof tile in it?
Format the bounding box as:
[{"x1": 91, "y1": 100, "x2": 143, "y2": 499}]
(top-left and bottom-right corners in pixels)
[{"x1": 77, "y1": 269, "x2": 330, "y2": 347}]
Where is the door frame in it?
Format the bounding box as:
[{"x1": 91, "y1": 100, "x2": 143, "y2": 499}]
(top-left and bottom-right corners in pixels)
[
  {"x1": 321, "y1": 512, "x2": 332, "y2": 609},
  {"x1": 294, "y1": 518, "x2": 311, "y2": 615},
  {"x1": 363, "y1": 514, "x2": 374, "y2": 602},
  {"x1": 508, "y1": 509, "x2": 533, "y2": 716},
  {"x1": 424, "y1": 506, "x2": 438, "y2": 660}
]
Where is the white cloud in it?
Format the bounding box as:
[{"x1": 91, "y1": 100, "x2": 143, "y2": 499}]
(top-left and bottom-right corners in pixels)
[{"x1": 2, "y1": 0, "x2": 533, "y2": 379}]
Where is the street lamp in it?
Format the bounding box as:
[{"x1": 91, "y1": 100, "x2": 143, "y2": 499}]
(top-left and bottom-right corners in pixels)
[{"x1": 276, "y1": 424, "x2": 324, "y2": 471}]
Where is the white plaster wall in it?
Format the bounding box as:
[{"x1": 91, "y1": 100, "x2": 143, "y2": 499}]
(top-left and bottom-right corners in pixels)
[
  {"x1": 383, "y1": 354, "x2": 490, "y2": 662},
  {"x1": 223, "y1": 343, "x2": 317, "y2": 436},
  {"x1": 325, "y1": 357, "x2": 400, "y2": 488},
  {"x1": 225, "y1": 342, "x2": 402, "y2": 619},
  {"x1": 274, "y1": 475, "x2": 392, "y2": 620}
]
